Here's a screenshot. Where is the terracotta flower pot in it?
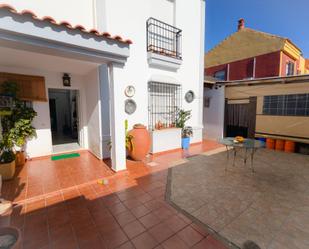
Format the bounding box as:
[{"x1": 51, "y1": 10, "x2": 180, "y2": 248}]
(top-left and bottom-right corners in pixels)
[
  {"x1": 15, "y1": 151, "x2": 26, "y2": 167},
  {"x1": 0, "y1": 161, "x2": 16, "y2": 180},
  {"x1": 128, "y1": 124, "x2": 151, "y2": 161}
]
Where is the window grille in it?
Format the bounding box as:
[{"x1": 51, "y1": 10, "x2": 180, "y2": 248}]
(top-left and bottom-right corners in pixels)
[
  {"x1": 148, "y1": 82, "x2": 182, "y2": 131},
  {"x1": 146, "y1": 18, "x2": 182, "y2": 60},
  {"x1": 263, "y1": 93, "x2": 309, "y2": 116}
]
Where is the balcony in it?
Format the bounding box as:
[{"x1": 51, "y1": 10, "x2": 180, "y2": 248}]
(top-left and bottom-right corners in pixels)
[{"x1": 146, "y1": 18, "x2": 182, "y2": 70}]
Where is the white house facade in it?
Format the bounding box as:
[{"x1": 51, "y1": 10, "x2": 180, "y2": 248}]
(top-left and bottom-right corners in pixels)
[{"x1": 0, "y1": 0, "x2": 206, "y2": 171}]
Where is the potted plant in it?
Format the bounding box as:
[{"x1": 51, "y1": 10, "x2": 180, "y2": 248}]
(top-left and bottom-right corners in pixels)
[
  {"x1": 1, "y1": 82, "x2": 37, "y2": 167},
  {"x1": 0, "y1": 134, "x2": 16, "y2": 180},
  {"x1": 108, "y1": 120, "x2": 134, "y2": 155},
  {"x1": 176, "y1": 109, "x2": 193, "y2": 149},
  {"x1": 9, "y1": 101, "x2": 37, "y2": 166},
  {"x1": 181, "y1": 126, "x2": 193, "y2": 149}
]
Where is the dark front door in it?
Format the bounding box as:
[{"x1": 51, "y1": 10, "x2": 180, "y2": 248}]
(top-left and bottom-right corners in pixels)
[{"x1": 225, "y1": 97, "x2": 257, "y2": 138}]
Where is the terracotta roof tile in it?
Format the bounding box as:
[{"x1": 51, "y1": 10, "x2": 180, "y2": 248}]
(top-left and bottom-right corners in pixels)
[{"x1": 0, "y1": 3, "x2": 132, "y2": 45}]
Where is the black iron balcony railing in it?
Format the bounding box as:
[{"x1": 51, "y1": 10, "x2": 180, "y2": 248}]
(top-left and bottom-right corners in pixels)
[{"x1": 146, "y1": 18, "x2": 182, "y2": 60}]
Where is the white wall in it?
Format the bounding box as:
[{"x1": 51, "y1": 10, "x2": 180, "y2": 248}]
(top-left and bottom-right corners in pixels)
[
  {"x1": 101, "y1": 0, "x2": 205, "y2": 143},
  {"x1": 0, "y1": 0, "x2": 95, "y2": 30},
  {"x1": 84, "y1": 68, "x2": 102, "y2": 159},
  {"x1": 203, "y1": 86, "x2": 225, "y2": 140},
  {"x1": 0, "y1": 65, "x2": 89, "y2": 158}
]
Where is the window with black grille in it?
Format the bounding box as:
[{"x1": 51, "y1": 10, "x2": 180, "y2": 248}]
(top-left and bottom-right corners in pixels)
[
  {"x1": 263, "y1": 93, "x2": 309, "y2": 116},
  {"x1": 148, "y1": 82, "x2": 182, "y2": 131},
  {"x1": 146, "y1": 18, "x2": 182, "y2": 60}
]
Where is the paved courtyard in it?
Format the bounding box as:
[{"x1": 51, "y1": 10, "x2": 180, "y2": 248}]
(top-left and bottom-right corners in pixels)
[
  {"x1": 167, "y1": 148, "x2": 309, "y2": 249},
  {"x1": 0, "y1": 140, "x2": 230, "y2": 249}
]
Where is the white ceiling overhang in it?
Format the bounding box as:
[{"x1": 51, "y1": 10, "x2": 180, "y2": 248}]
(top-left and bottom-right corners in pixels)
[{"x1": 0, "y1": 7, "x2": 130, "y2": 65}]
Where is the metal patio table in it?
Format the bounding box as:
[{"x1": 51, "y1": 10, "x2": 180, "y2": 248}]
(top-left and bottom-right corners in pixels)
[{"x1": 218, "y1": 137, "x2": 265, "y2": 172}]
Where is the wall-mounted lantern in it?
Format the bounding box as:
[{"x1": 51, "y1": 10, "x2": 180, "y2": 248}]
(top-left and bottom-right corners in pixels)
[{"x1": 62, "y1": 73, "x2": 71, "y2": 87}]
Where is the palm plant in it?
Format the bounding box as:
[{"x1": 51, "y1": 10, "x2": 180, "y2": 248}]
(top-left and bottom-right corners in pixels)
[{"x1": 175, "y1": 109, "x2": 192, "y2": 129}]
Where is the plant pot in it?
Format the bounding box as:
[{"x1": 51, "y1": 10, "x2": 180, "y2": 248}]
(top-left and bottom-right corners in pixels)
[
  {"x1": 128, "y1": 124, "x2": 151, "y2": 161},
  {"x1": 182, "y1": 137, "x2": 190, "y2": 150},
  {"x1": 0, "y1": 226, "x2": 22, "y2": 249},
  {"x1": 15, "y1": 151, "x2": 26, "y2": 167},
  {"x1": 0, "y1": 161, "x2": 16, "y2": 180}
]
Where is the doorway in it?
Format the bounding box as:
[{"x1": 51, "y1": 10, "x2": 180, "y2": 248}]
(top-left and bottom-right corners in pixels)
[
  {"x1": 225, "y1": 97, "x2": 257, "y2": 138},
  {"x1": 48, "y1": 89, "x2": 80, "y2": 153}
]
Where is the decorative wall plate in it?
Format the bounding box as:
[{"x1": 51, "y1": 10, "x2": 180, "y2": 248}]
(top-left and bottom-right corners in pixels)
[
  {"x1": 185, "y1": 90, "x2": 195, "y2": 103},
  {"x1": 125, "y1": 99, "x2": 137, "y2": 115},
  {"x1": 124, "y1": 85, "x2": 135, "y2": 98}
]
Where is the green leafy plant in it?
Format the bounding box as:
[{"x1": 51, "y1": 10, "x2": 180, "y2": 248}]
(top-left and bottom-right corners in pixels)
[
  {"x1": 9, "y1": 101, "x2": 37, "y2": 149},
  {"x1": 0, "y1": 150, "x2": 16, "y2": 164},
  {"x1": 125, "y1": 120, "x2": 134, "y2": 151},
  {"x1": 0, "y1": 134, "x2": 15, "y2": 164},
  {"x1": 182, "y1": 126, "x2": 193, "y2": 138},
  {"x1": 0, "y1": 82, "x2": 37, "y2": 155},
  {"x1": 175, "y1": 109, "x2": 194, "y2": 138},
  {"x1": 108, "y1": 119, "x2": 133, "y2": 151},
  {"x1": 175, "y1": 109, "x2": 192, "y2": 129}
]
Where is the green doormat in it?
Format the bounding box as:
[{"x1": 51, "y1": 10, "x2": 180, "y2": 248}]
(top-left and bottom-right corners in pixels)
[{"x1": 51, "y1": 153, "x2": 80, "y2": 161}]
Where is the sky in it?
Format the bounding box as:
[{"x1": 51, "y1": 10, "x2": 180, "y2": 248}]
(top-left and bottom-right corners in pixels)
[{"x1": 205, "y1": 0, "x2": 309, "y2": 57}]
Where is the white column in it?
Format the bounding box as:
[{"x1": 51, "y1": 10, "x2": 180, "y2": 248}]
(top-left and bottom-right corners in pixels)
[
  {"x1": 108, "y1": 63, "x2": 126, "y2": 172},
  {"x1": 99, "y1": 64, "x2": 111, "y2": 159}
]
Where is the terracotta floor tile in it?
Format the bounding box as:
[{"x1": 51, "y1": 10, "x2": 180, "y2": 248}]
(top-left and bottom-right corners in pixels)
[
  {"x1": 130, "y1": 204, "x2": 151, "y2": 218},
  {"x1": 102, "y1": 194, "x2": 121, "y2": 207},
  {"x1": 148, "y1": 222, "x2": 175, "y2": 243},
  {"x1": 131, "y1": 231, "x2": 158, "y2": 249},
  {"x1": 136, "y1": 193, "x2": 153, "y2": 203},
  {"x1": 122, "y1": 220, "x2": 146, "y2": 239},
  {"x1": 51, "y1": 235, "x2": 79, "y2": 249},
  {"x1": 139, "y1": 212, "x2": 161, "y2": 229},
  {"x1": 190, "y1": 223, "x2": 209, "y2": 237},
  {"x1": 163, "y1": 215, "x2": 187, "y2": 233},
  {"x1": 144, "y1": 199, "x2": 165, "y2": 211},
  {"x1": 122, "y1": 198, "x2": 143, "y2": 209},
  {"x1": 176, "y1": 225, "x2": 204, "y2": 247},
  {"x1": 153, "y1": 206, "x2": 174, "y2": 221},
  {"x1": 77, "y1": 231, "x2": 105, "y2": 249},
  {"x1": 49, "y1": 224, "x2": 74, "y2": 242},
  {"x1": 114, "y1": 210, "x2": 136, "y2": 227},
  {"x1": 109, "y1": 202, "x2": 128, "y2": 216},
  {"x1": 102, "y1": 228, "x2": 128, "y2": 249},
  {"x1": 97, "y1": 217, "x2": 121, "y2": 234},
  {"x1": 115, "y1": 241, "x2": 135, "y2": 249},
  {"x1": 0, "y1": 141, "x2": 223, "y2": 249},
  {"x1": 192, "y1": 236, "x2": 229, "y2": 249},
  {"x1": 162, "y1": 235, "x2": 189, "y2": 249},
  {"x1": 45, "y1": 192, "x2": 63, "y2": 206}
]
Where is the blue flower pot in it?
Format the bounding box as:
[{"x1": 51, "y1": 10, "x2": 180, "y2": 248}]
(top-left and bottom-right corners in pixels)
[{"x1": 182, "y1": 137, "x2": 190, "y2": 150}]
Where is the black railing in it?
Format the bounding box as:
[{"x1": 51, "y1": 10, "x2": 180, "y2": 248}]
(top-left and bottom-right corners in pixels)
[
  {"x1": 147, "y1": 18, "x2": 182, "y2": 60},
  {"x1": 148, "y1": 82, "x2": 182, "y2": 131}
]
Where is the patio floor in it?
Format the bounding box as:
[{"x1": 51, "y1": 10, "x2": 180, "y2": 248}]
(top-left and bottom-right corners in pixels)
[
  {"x1": 167, "y1": 148, "x2": 309, "y2": 249},
  {"x1": 0, "y1": 140, "x2": 231, "y2": 249}
]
